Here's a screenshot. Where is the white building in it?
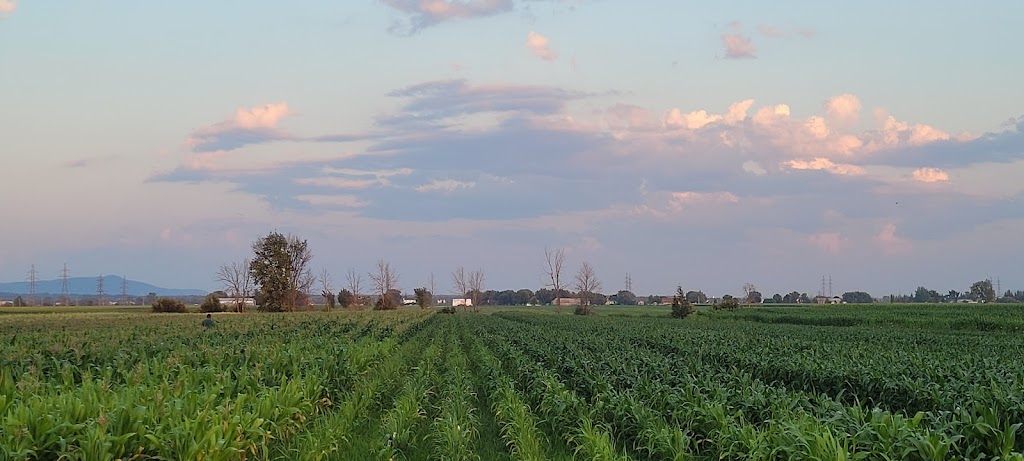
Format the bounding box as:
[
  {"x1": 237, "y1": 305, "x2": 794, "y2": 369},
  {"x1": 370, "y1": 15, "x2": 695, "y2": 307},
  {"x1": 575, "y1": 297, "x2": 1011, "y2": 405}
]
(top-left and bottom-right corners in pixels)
[
  {"x1": 452, "y1": 298, "x2": 473, "y2": 307},
  {"x1": 217, "y1": 296, "x2": 256, "y2": 307}
]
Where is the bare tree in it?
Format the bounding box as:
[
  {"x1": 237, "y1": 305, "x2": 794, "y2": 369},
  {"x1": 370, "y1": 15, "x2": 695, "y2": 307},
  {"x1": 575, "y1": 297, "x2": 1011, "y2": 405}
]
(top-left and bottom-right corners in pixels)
[
  {"x1": 452, "y1": 266, "x2": 469, "y2": 313},
  {"x1": 543, "y1": 247, "x2": 567, "y2": 313},
  {"x1": 742, "y1": 282, "x2": 757, "y2": 306},
  {"x1": 369, "y1": 259, "x2": 399, "y2": 310},
  {"x1": 319, "y1": 268, "x2": 334, "y2": 311},
  {"x1": 346, "y1": 268, "x2": 364, "y2": 309},
  {"x1": 468, "y1": 268, "x2": 485, "y2": 313},
  {"x1": 284, "y1": 235, "x2": 314, "y2": 311},
  {"x1": 216, "y1": 259, "x2": 252, "y2": 312},
  {"x1": 574, "y1": 261, "x2": 602, "y2": 315}
]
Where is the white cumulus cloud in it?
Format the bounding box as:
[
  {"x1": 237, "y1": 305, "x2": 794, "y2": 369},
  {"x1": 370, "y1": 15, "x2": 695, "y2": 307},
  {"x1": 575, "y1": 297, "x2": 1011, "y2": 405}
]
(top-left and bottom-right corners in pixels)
[{"x1": 526, "y1": 31, "x2": 558, "y2": 61}]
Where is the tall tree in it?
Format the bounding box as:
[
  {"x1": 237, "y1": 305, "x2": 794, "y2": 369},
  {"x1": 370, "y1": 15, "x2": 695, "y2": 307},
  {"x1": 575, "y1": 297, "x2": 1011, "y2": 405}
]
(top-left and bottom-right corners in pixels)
[
  {"x1": 414, "y1": 287, "x2": 432, "y2": 309},
  {"x1": 742, "y1": 283, "x2": 759, "y2": 305},
  {"x1": 686, "y1": 290, "x2": 708, "y2": 304},
  {"x1": 671, "y1": 286, "x2": 694, "y2": 318},
  {"x1": 573, "y1": 261, "x2": 602, "y2": 315},
  {"x1": 452, "y1": 266, "x2": 469, "y2": 312},
  {"x1": 337, "y1": 289, "x2": 355, "y2": 308},
  {"x1": 216, "y1": 259, "x2": 253, "y2": 312},
  {"x1": 468, "y1": 268, "x2": 485, "y2": 312},
  {"x1": 543, "y1": 247, "x2": 567, "y2": 313},
  {"x1": 841, "y1": 291, "x2": 874, "y2": 304},
  {"x1": 319, "y1": 268, "x2": 335, "y2": 311},
  {"x1": 970, "y1": 279, "x2": 996, "y2": 303},
  {"x1": 250, "y1": 232, "x2": 313, "y2": 312},
  {"x1": 369, "y1": 259, "x2": 399, "y2": 310},
  {"x1": 346, "y1": 268, "x2": 364, "y2": 308}
]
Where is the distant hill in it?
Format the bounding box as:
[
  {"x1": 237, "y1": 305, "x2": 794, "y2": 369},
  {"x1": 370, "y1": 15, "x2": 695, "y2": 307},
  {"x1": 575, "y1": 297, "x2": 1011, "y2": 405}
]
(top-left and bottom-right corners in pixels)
[{"x1": 0, "y1": 276, "x2": 206, "y2": 297}]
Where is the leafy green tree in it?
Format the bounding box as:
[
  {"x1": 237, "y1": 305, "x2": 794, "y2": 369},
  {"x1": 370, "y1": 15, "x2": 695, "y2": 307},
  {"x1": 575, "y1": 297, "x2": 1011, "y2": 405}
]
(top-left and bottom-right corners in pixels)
[
  {"x1": 414, "y1": 287, "x2": 432, "y2": 309},
  {"x1": 771, "y1": 293, "x2": 783, "y2": 303},
  {"x1": 200, "y1": 293, "x2": 223, "y2": 312},
  {"x1": 337, "y1": 289, "x2": 355, "y2": 308},
  {"x1": 970, "y1": 279, "x2": 996, "y2": 303},
  {"x1": 611, "y1": 290, "x2": 637, "y2": 305},
  {"x1": 841, "y1": 291, "x2": 874, "y2": 303},
  {"x1": 250, "y1": 232, "x2": 314, "y2": 312},
  {"x1": 714, "y1": 295, "x2": 740, "y2": 310},
  {"x1": 685, "y1": 290, "x2": 708, "y2": 304},
  {"x1": 671, "y1": 286, "x2": 694, "y2": 318},
  {"x1": 152, "y1": 298, "x2": 186, "y2": 313},
  {"x1": 514, "y1": 289, "x2": 535, "y2": 305}
]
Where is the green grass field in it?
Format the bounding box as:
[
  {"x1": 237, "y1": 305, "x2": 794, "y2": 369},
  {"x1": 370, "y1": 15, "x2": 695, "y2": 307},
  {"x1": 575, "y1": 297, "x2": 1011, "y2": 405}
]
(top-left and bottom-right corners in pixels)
[{"x1": 1, "y1": 304, "x2": 1023, "y2": 460}]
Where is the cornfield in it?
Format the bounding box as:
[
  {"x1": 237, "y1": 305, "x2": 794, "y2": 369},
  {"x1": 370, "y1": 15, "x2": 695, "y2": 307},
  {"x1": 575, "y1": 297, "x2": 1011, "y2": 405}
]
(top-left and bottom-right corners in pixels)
[{"x1": 1, "y1": 304, "x2": 1023, "y2": 460}]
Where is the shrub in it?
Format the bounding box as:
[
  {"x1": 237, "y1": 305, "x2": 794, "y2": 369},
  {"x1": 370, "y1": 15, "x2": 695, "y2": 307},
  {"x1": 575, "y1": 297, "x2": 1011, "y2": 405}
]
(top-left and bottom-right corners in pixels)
[
  {"x1": 200, "y1": 294, "x2": 223, "y2": 313},
  {"x1": 671, "y1": 286, "x2": 694, "y2": 319},
  {"x1": 152, "y1": 298, "x2": 187, "y2": 313},
  {"x1": 714, "y1": 295, "x2": 740, "y2": 310}
]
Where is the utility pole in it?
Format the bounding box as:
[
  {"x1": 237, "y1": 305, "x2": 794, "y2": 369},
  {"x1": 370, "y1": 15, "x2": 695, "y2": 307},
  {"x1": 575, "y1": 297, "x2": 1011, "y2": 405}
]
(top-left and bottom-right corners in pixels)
[
  {"x1": 27, "y1": 264, "x2": 38, "y2": 306},
  {"x1": 60, "y1": 264, "x2": 70, "y2": 307}
]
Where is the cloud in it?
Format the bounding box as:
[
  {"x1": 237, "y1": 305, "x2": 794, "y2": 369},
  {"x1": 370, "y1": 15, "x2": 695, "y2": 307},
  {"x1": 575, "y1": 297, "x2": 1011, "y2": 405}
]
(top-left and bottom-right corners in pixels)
[
  {"x1": 824, "y1": 94, "x2": 862, "y2": 129},
  {"x1": 757, "y1": 25, "x2": 786, "y2": 38},
  {"x1": 809, "y1": 232, "x2": 844, "y2": 255},
  {"x1": 785, "y1": 158, "x2": 865, "y2": 176},
  {"x1": 721, "y1": 33, "x2": 756, "y2": 59},
  {"x1": 294, "y1": 177, "x2": 385, "y2": 189},
  {"x1": 386, "y1": 79, "x2": 586, "y2": 123},
  {"x1": 382, "y1": 0, "x2": 514, "y2": 33},
  {"x1": 526, "y1": 31, "x2": 558, "y2": 61},
  {"x1": 0, "y1": 0, "x2": 14, "y2": 15},
  {"x1": 911, "y1": 167, "x2": 949, "y2": 183},
  {"x1": 295, "y1": 194, "x2": 367, "y2": 208},
  {"x1": 875, "y1": 223, "x2": 911, "y2": 255},
  {"x1": 187, "y1": 103, "x2": 293, "y2": 152},
  {"x1": 416, "y1": 179, "x2": 477, "y2": 192}
]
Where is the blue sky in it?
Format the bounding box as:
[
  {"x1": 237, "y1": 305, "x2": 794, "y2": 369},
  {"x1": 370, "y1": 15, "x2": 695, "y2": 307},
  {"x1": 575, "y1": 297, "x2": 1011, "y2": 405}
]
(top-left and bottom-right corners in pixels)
[{"x1": 2, "y1": 1, "x2": 1023, "y2": 297}]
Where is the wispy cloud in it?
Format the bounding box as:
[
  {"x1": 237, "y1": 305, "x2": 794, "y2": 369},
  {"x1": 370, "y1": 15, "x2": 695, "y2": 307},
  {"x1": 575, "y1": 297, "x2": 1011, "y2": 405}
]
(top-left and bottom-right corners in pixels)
[
  {"x1": 911, "y1": 167, "x2": 949, "y2": 183},
  {"x1": 382, "y1": 0, "x2": 514, "y2": 34},
  {"x1": 416, "y1": 179, "x2": 477, "y2": 192},
  {"x1": 526, "y1": 31, "x2": 558, "y2": 61}
]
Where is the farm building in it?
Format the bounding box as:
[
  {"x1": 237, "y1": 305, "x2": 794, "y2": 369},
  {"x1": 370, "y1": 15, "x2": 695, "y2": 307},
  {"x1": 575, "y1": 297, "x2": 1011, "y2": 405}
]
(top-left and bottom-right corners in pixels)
[
  {"x1": 556, "y1": 298, "x2": 581, "y2": 306},
  {"x1": 452, "y1": 298, "x2": 473, "y2": 307},
  {"x1": 217, "y1": 296, "x2": 256, "y2": 307},
  {"x1": 814, "y1": 296, "x2": 843, "y2": 304}
]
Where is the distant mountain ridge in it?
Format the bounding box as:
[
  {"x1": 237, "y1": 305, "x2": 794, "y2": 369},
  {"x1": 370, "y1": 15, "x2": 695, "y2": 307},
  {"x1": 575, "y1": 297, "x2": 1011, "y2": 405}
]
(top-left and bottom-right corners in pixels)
[{"x1": 0, "y1": 276, "x2": 206, "y2": 297}]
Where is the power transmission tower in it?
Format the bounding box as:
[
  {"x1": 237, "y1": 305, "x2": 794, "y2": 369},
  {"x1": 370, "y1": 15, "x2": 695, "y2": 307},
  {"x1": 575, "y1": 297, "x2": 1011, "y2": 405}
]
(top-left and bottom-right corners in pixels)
[
  {"x1": 96, "y1": 274, "x2": 105, "y2": 306},
  {"x1": 120, "y1": 275, "x2": 128, "y2": 306},
  {"x1": 997, "y1": 278, "x2": 1002, "y2": 296},
  {"x1": 828, "y1": 275, "x2": 833, "y2": 297},
  {"x1": 60, "y1": 264, "x2": 70, "y2": 307},
  {"x1": 27, "y1": 264, "x2": 38, "y2": 306},
  {"x1": 624, "y1": 273, "x2": 633, "y2": 292},
  {"x1": 820, "y1": 276, "x2": 827, "y2": 297}
]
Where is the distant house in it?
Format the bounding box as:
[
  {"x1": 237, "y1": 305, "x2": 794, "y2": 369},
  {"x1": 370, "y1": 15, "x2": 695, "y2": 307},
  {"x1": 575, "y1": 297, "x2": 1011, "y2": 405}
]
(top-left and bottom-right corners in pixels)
[
  {"x1": 556, "y1": 298, "x2": 581, "y2": 306},
  {"x1": 814, "y1": 296, "x2": 842, "y2": 304},
  {"x1": 452, "y1": 298, "x2": 473, "y2": 307},
  {"x1": 217, "y1": 296, "x2": 256, "y2": 307},
  {"x1": 402, "y1": 299, "x2": 417, "y2": 305}
]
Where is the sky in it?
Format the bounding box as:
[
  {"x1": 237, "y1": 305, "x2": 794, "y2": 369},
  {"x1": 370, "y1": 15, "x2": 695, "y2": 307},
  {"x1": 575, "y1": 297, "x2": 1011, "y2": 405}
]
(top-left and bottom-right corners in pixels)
[{"x1": 2, "y1": 1, "x2": 1024, "y2": 298}]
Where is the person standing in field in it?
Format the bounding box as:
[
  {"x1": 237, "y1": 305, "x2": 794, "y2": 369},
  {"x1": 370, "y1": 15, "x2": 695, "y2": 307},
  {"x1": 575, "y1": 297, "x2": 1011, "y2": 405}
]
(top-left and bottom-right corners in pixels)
[{"x1": 202, "y1": 313, "x2": 215, "y2": 328}]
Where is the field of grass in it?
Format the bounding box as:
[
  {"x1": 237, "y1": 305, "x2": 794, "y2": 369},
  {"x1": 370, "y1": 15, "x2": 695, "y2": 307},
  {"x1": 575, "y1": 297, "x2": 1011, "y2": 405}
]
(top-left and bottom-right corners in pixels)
[{"x1": 1, "y1": 304, "x2": 1023, "y2": 459}]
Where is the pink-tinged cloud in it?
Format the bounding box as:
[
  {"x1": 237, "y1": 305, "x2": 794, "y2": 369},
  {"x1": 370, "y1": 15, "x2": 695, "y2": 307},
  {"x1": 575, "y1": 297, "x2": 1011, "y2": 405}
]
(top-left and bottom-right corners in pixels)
[
  {"x1": 911, "y1": 167, "x2": 950, "y2": 183},
  {"x1": 526, "y1": 31, "x2": 557, "y2": 61},
  {"x1": 825, "y1": 94, "x2": 861, "y2": 129},
  {"x1": 809, "y1": 232, "x2": 843, "y2": 255},
  {"x1": 798, "y1": 28, "x2": 817, "y2": 38},
  {"x1": 785, "y1": 158, "x2": 865, "y2": 176},
  {"x1": 865, "y1": 109, "x2": 952, "y2": 150},
  {"x1": 187, "y1": 102, "x2": 292, "y2": 152},
  {"x1": 0, "y1": 0, "x2": 14, "y2": 15},
  {"x1": 665, "y1": 109, "x2": 721, "y2": 130},
  {"x1": 668, "y1": 191, "x2": 739, "y2": 211},
  {"x1": 721, "y1": 33, "x2": 756, "y2": 59},
  {"x1": 383, "y1": 0, "x2": 514, "y2": 32},
  {"x1": 875, "y1": 223, "x2": 912, "y2": 255}
]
